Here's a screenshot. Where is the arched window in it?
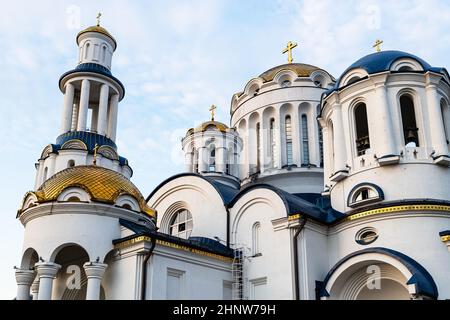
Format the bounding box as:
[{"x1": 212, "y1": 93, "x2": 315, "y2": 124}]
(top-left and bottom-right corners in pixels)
[
  {"x1": 317, "y1": 105, "x2": 324, "y2": 167},
  {"x1": 102, "y1": 46, "x2": 107, "y2": 63},
  {"x1": 301, "y1": 115, "x2": 309, "y2": 165},
  {"x1": 285, "y1": 116, "x2": 293, "y2": 166},
  {"x1": 209, "y1": 144, "x2": 216, "y2": 171},
  {"x1": 256, "y1": 123, "x2": 261, "y2": 171},
  {"x1": 84, "y1": 43, "x2": 90, "y2": 60},
  {"x1": 270, "y1": 118, "x2": 276, "y2": 168},
  {"x1": 67, "y1": 196, "x2": 81, "y2": 202},
  {"x1": 400, "y1": 95, "x2": 419, "y2": 147},
  {"x1": 193, "y1": 149, "x2": 199, "y2": 173},
  {"x1": 121, "y1": 204, "x2": 132, "y2": 210},
  {"x1": 252, "y1": 222, "x2": 261, "y2": 256},
  {"x1": 354, "y1": 103, "x2": 370, "y2": 156},
  {"x1": 42, "y1": 167, "x2": 48, "y2": 182},
  {"x1": 169, "y1": 209, "x2": 193, "y2": 239},
  {"x1": 67, "y1": 160, "x2": 75, "y2": 168}
]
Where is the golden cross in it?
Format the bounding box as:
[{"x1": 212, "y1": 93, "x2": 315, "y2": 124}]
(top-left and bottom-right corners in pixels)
[
  {"x1": 373, "y1": 39, "x2": 383, "y2": 52},
  {"x1": 96, "y1": 12, "x2": 102, "y2": 26},
  {"x1": 282, "y1": 41, "x2": 298, "y2": 64},
  {"x1": 93, "y1": 143, "x2": 100, "y2": 165},
  {"x1": 209, "y1": 105, "x2": 217, "y2": 121}
]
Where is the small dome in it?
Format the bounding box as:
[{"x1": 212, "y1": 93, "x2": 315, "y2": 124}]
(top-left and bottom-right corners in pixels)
[
  {"x1": 340, "y1": 50, "x2": 438, "y2": 77},
  {"x1": 32, "y1": 165, "x2": 154, "y2": 217},
  {"x1": 76, "y1": 25, "x2": 117, "y2": 49},
  {"x1": 259, "y1": 63, "x2": 328, "y2": 82},
  {"x1": 194, "y1": 121, "x2": 229, "y2": 133}
]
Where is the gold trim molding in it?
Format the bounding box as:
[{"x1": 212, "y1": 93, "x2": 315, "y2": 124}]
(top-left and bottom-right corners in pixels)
[
  {"x1": 347, "y1": 204, "x2": 450, "y2": 221},
  {"x1": 114, "y1": 236, "x2": 233, "y2": 262},
  {"x1": 441, "y1": 235, "x2": 450, "y2": 242}
]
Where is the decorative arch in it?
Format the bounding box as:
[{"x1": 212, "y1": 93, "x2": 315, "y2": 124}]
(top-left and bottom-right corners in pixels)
[
  {"x1": 20, "y1": 247, "x2": 39, "y2": 269},
  {"x1": 115, "y1": 193, "x2": 140, "y2": 211},
  {"x1": 40, "y1": 144, "x2": 55, "y2": 160},
  {"x1": 397, "y1": 89, "x2": 421, "y2": 147},
  {"x1": 310, "y1": 70, "x2": 333, "y2": 88},
  {"x1": 98, "y1": 145, "x2": 119, "y2": 160},
  {"x1": 21, "y1": 192, "x2": 38, "y2": 212},
  {"x1": 391, "y1": 58, "x2": 424, "y2": 72},
  {"x1": 347, "y1": 182, "x2": 384, "y2": 208},
  {"x1": 273, "y1": 69, "x2": 297, "y2": 87},
  {"x1": 320, "y1": 248, "x2": 438, "y2": 300},
  {"x1": 61, "y1": 139, "x2": 88, "y2": 150},
  {"x1": 159, "y1": 201, "x2": 191, "y2": 234},
  {"x1": 50, "y1": 242, "x2": 91, "y2": 264},
  {"x1": 57, "y1": 186, "x2": 91, "y2": 202},
  {"x1": 244, "y1": 78, "x2": 263, "y2": 97},
  {"x1": 339, "y1": 68, "x2": 369, "y2": 88}
]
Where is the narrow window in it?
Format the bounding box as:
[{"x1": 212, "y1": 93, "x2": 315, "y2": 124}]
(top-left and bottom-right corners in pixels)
[
  {"x1": 209, "y1": 144, "x2": 215, "y2": 171},
  {"x1": 400, "y1": 95, "x2": 419, "y2": 147},
  {"x1": 285, "y1": 116, "x2": 293, "y2": 165},
  {"x1": 67, "y1": 196, "x2": 80, "y2": 202},
  {"x1": 441, "y1": 99, "x2": 449, "y2": 145},
  {"x1": 270, "y1": 119, "x2": 276, "y2": 168},
  {"x1": 84, "y1": 43, "x2": 90, "y2": 60},
  {"x1": 317, "y1": 105, "x2": 324, "y2": 167},
  {"x1": 256, "y1": 123, "x2": 261, "y2": 171},
  {"x1": 252, "y1": 222, "x2": 261, "y2": 256},
  {"x1": 193, "y1": 149, "x2": 199, "y2": 173},
  {"x1": 354, "y1": 103, "x2": 370, "y2": 156},
  {"x1": 102, "y1": 46, "x2": 107, "y2": 63},
  {"x1": 42, "y1": 167, "x2": 48, "y2": 182},
  {"x1": 301, "y1": 115, "x2": 309, "y2": 165}
]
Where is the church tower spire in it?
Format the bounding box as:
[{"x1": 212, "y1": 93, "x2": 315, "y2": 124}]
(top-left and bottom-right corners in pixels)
[{"x1": 34, "y1": 18, "x2": 131, "y2": 190}]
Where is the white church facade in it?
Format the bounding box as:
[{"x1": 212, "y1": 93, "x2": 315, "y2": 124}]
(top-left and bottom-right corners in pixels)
[{"x1": 13, "y1": 22, "x2": 450, "y2": 300}]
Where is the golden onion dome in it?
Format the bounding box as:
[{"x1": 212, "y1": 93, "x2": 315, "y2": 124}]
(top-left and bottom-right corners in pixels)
[
  {"x1": 259, "y1": 63, "x2": 322, "y2": 82},
  {"x1": 32, "y1": 165, "x2": 154, "y2": 217},
  {"x1": 193, "y1": 120, "x2": 229, "y2": 134},
  {"x1": 76, "y1": 25, "x2": 117, "y2": 49}
]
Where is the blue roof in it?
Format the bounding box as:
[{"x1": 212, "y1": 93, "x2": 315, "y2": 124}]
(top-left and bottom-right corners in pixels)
[
  {"x1": 319, "y1": 247, "x2": 439, "y2": 299},
  {"x1": 324, "y1": 50, "x2": 448, "y2": 97},
  {"x1": 46, "y1": 131, "x2": 129, "y2": 166},
  {"x1": 59, "y1": 63, "x2": 125, "y2": 99}
]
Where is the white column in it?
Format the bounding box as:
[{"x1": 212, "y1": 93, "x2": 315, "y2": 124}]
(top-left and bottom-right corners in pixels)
[
  {"x1": 31, "y1": 277, "x2": 39, "y2": 300},
  {"x1": 107, "y1": 94, "x2": 119, "y2": 141},
  {"x1": 77, "y1": 79, "x2": 91, "y2": 131},
  {"x1": 332, "y1": 104, "x2": 347, "y2": 172},
  {"x1": 184, "y1": 152, "x2": 193, "y2": 172},
  {"x1": 15, "y1": 269, "x2": 35, "y2": 300},
  {"x1": 198, "y1": 147, "x2": 208, "y2": 172},
  {"x1": 275, "y1": 112, "x2": 282, "y2": 169},
  {"x1": 374, "y1": 85, "x2": 396, "y2": 157},
  {"x1": 216, "y1": 146, "x2": 227, "y2": 173},
  {"x1": 60, "y1": 83, "x2": 75, "y2": 134},
  {"x1": 426, "y1": 84, "x2": 449, "y2": 156},
  {"x1": 97, "y1": 84, "x2": 110, "y2": 135},
  {"x1": 322, "y1": 126, "x2": 331, "y2": 186},
  {"x1": 71, "y1": 99, "x2": 79, "y2": 131},
  {"x1": 35, "y1": 262, "x2": 61, "y2": 300},
  {"x1": 292, "y1": 109, "x2": 301, "y2": 167},
  {"x1": 83, "y1": 262, "x2": 107, "y2": 300}
]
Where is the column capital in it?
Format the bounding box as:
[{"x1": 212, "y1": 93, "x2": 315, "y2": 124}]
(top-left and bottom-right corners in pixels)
[
  {"x1": 83, "y1": 262, "x2": 108, "y2": 279},
  {"x1": 15, "y1": 269, "x2": 35, "y2": 286},
  {"x1": 35, "y1": 262, "x2": 61, "y2": 279}
]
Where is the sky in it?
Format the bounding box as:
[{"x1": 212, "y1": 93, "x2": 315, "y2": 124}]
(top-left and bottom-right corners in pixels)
[{"x1": 1, "y1": 0, "x2": 450, "y2": 299}]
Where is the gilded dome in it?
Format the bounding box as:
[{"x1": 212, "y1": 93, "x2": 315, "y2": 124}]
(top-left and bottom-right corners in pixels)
[
  {"x1": 31, "y1": 165, "x2": 154, "y2": 217},
  {"x1": 259, "y1": 63, "x2": 322, "y2": 82},
  {"x1": 76, "y1": 25, "x2": 117, "y2": 48},
  {"x1": 193, "y1": 121, "x2": 229, "y2": 134}
]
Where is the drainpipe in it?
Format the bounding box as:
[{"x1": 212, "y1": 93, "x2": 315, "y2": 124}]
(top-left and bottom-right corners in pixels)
[
  {"x1": 226, "y1": 206, "x2": 230, "y2": 248},
  {"x1": 141, "y1": 236, "x2": 156, "y2": 300},
  {"x1": 293, "y1": 217, "x2": 307, "y2": 300}
]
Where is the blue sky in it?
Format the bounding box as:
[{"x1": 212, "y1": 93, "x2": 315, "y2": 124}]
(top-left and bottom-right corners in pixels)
[{"x1": 1, "y1": 0, "x2": 450, "y2": 298}]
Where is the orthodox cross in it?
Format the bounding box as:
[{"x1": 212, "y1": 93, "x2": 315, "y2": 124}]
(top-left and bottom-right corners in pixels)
[
  {"x1": 93, "y1": 143, "x2": 100, "y2": 166},
  {"x1": 373, "y1": 39, "x2": 383, "y2": 52},
  {"x1": 209, "y1": 105, "x2": 217, "y2": 121},
  {"x1": 96, "y1": 12, "x2": 102, "y2": 27},
  {"x1": 282, "y1": 41, "x2": 298, "y2": 64}
]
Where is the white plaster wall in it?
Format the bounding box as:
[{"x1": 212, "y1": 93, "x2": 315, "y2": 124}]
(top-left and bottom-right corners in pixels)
[
  {"x1": 149, "y1": 176, "x2": 229, "y2": 241},
  {"x1": 103, "y1": 254, "x2": 140, "y2": 300},
  {"x1": 230, "y1": 188, "x2": 294, "y2": 300},
  {"x1": 148, "y1": 245, "x2": 232, "y2": 300},
  {"x1": 328, "y1": 214, "x2": 450, "y2": 299}
]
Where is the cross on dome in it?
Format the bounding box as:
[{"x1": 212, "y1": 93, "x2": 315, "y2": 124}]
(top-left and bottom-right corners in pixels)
[{"x1": 282, "y1": 41, "x2": 298, "y2": 64}]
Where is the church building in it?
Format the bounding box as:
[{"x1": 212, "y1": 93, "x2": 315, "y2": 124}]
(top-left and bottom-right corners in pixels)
[{"x1": 13, "y1": 21, "x2": 450, "y2": 300}]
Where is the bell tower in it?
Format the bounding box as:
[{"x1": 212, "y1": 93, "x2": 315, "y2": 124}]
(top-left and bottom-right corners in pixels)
[{"x1": 34, "y1": 17, "x2": 131, "y2": 190}]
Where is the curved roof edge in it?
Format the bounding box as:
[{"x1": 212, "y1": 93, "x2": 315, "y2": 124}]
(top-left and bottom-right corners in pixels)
[
  {"x1": 145, "y1": 172, "x2": 240, "y2": 205},
  {"x1": 318, "y1": 247, "x2": 439, "y2": 299}
]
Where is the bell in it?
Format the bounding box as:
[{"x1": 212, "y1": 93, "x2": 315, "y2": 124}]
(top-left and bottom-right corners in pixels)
[{"x1": 406, "y1": 130, "x2": 417, "y2": 144}]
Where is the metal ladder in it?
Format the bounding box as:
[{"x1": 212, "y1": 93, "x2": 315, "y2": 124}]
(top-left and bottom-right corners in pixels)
[{"x1": 231, "y1": 249, "x2": 243, "y2": 300}]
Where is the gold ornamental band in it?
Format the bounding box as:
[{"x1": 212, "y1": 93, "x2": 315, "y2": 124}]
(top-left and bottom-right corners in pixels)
[{"x1": 347, "y1": 204, "x2": 450, "y2": 221}]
